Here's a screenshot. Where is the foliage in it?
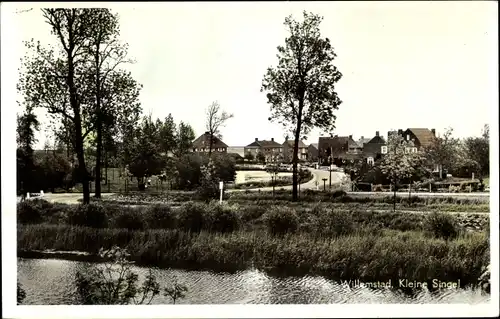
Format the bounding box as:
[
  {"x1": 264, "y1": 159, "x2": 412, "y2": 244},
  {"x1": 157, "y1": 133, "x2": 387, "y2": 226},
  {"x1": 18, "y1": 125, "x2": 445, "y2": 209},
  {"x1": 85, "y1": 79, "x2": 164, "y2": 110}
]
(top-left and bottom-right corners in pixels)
[
  {"x1": 205, "y1": 101, "x2": 233, "y2": 156},
  {"x1": 265, "y1": 206, "x2": 299, "y2": 235},
  {"x1": 173, "y1": 122, "x2": 196, "y2": 158},
  {"x1": 144, "y1": 204, "x2": 176, "y2": 229},
  {"x1": 17, "y1": 201, "x2": 43, "y2": 224},
  {"x1": 197, "y1": 160, "x2": 220, "y2": 201},
  {"x1": 256, "y1": 152, "x2": 266, "y2": 164},
  {"x1": 164, "y1": 277, "x2": 188, "y2": 304},
  {"x1": 461, "y1": 124, "x2": 490, "y2": 180},
  {"x1": 261, "y1": 11, "x2": 342, "y2": 200},
  {"x1": 423, "y1": 127, "x2": 461, "y2": 179},
  {"x1": 317, "y1": 209, "x2": 355, "y2": 237},
  {"x1": 379, "y1": 133, "x2": 429, "y2": 211},
  {"x1": 425, "y1": 212, "x2": 459, "y2": 240},
  {"x1": 67, "y1": 203, "x2": 108, "y2": 228},
  {"x1": 177, "y1": 202, "x2": 207, "y2": 232},
  {"x1": 17, "y1": 281, "x2": 27, "y2": 304},
  {"x1": 17, "y1": 9, "x2": 105, "y2": 204},
  {"x1": 112, "y1": 209, "x2": 145, "y2": 230},
  {"x1": 205, "y1": 202, "x2": 241, "y2": 233},
  {"x1": 21, "y1": 224, "x2": 489, "y2": 288},
  {"x1": 174, "y1": 153, "x2": 203, "y2": 190},
  {"x1": 16, "y1": 110, "x2": 40, "y2": 194},
  {"x1": 125, "y1": 115, "x2": 166, "y2": 186},
  {"x1": 75, "y1": 246, "x2": 164, "y2": 305}
]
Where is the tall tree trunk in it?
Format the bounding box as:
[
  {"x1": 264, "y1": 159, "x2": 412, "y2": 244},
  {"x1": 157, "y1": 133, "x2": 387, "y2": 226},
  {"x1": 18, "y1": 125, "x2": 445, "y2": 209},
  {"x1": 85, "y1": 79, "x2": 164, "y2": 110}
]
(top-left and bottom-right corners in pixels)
[
  {"x1": 67, "y1": 46, "x2": 90, "y2": 204},
  {"x1": 95, "y1": 119, "x2": 102, "y2": 197},
  {"x1": 94, "y1": 46, "x2": 102, "y2": 198}
]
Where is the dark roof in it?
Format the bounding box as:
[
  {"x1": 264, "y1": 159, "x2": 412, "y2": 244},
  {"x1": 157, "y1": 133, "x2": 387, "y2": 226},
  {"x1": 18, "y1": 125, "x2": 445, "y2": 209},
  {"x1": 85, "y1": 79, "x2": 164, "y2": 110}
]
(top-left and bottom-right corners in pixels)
[
  {"x1": 407, "y1": 128, "x2": 436, "y2": 148},
  {"x1": 192, "y1": 132, "x2": 228, "y2": 149},
  {"x1": 366, "y1": 135, "x2": 386, "y2": 144},
  {"x1": 309, "y1": 143, "x2": 319, "y2": 149},
  {"x1": 283, "y1": 140, "x2": 307, "y2": 148},
  {"x1": 246, "y1": 139, "x2": 282, "y2": 148}
]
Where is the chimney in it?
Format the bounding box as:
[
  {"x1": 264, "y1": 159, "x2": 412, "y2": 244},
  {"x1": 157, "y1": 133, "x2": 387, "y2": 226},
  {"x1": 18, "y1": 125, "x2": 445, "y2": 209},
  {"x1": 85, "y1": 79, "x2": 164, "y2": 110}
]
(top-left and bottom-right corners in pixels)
[
  {"x1": 205, "y1": 131, "x2": 210, "y2": 135},
  {"x1": 335, "y1": 134, "x2": 338, "y2": 138},
  {"x1": 271, "y1": 138, "x2": 274, "y2": 142},
  {"x1": 349, "y1": 135, "x2": 352, "y2": 140},
  {"x1": 361, "y1": 136, "x2": 364, "y2": 140},
  {"x1": 375, "y1": 131, "x2": 379, "y2": 137},
  {"x1": 431, "y1": 128, "x2": 436, "y2": 136},
  {"x1": 255, "y1": 138, "x2": 258, "y2": 142}
]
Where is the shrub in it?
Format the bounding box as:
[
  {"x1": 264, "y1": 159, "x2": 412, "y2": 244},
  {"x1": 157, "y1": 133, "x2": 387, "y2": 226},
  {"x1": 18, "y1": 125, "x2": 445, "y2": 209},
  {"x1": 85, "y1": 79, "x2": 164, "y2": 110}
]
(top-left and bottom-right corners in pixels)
[
  {"x1": 17, "y1": 201, "x2": 44, "y2": 224},
  {"x1": 373, "y1": 184, "x2": 384, "y2": 192},
  {"x1": 205, "y1": 202, "x2": 241, "y2": 233},
  {"x1": 177, "y1": 202, "x2": 207, "y2": 232},
  {"x1": 144, "y1": 204, "x2": 176, "y2": 229},
  {"x1": 317, "y1": 209, "x2": 355, "y2": 237},
  {"x1": 75, "y1": 246, "x2": 164, "y2": 305},
  {"x1": 239, "y1": 205, "x2": 266, "y2": 222},
  {"x1": 425, "y1": 212, "x2": 459, "y2": 240},
  {"x1": 67, "y1": 204, "x2": 108, "y2": 228},
  {"x1": 331, "y1": 190, "x2": 347, "y2": 199},
  {"x1": 265, "y1": 207, "x2": 299, "y2": 236},
  {"x1": 113, "y1": 208, "x2": 145, "y2": 230}
]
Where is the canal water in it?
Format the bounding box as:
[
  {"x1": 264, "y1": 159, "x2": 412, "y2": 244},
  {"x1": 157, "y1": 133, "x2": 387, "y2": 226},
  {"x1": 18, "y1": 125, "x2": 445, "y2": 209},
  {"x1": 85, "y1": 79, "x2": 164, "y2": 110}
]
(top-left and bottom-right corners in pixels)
[{"x1": 17, "y1": 258, "x2": 489, "y2": 305}]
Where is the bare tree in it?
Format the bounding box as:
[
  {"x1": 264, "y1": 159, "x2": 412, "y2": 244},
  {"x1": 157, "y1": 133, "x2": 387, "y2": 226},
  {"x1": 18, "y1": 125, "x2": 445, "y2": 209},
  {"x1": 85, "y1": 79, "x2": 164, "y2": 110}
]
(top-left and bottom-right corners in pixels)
[{"x1": 205, "y1": 101, "x2": 233, "y2": 157}]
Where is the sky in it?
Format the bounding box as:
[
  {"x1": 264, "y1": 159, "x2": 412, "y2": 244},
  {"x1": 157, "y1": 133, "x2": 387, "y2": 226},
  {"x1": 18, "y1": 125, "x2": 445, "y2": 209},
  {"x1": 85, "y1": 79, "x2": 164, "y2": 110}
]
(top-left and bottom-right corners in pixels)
[{"x1": 2, "y1": 1, "x2": 498, "y2": 149}]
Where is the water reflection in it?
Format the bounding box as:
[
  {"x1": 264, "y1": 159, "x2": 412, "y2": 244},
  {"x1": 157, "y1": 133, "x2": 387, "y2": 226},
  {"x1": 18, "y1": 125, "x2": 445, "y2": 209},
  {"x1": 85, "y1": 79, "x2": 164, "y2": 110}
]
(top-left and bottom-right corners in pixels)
[{"x1": 17, "y1": 258, "x2": 490, "y2": 305}]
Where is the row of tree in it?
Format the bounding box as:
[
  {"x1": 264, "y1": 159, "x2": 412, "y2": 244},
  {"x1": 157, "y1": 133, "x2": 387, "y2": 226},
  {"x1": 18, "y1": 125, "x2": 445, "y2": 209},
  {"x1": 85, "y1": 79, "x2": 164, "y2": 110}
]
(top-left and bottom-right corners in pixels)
[{"x1": 17, "y1": 9, "x2": 144, "y2": 203}]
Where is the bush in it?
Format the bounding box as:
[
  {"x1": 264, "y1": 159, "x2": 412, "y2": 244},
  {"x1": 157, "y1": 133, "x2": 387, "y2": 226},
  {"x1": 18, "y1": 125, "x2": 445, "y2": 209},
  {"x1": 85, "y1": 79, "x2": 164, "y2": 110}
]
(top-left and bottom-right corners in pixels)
[
  {"x1": 67, "y1": 204, "x2": 108, "y2": 228},
  {"x1": 317, "y1": 209, "x2": 355, "y2": 237},
  {"x1": 265, "y1": 207, "x2": 299, "y2": 236},
  {"x1": 144, "y1": 204, "x2": 176, "y2": 229},
  {"x1": 373, "y1": 184, "x2": 384, "y2": 192},
  {"x1": 425, "y1": 212, "x2": 459, "y2": 240},
  {"x1": 17, "y1": 201, "x2": 44, "y2": 224},
  {"x1": 113, "y1": 208, "x2": 145, "y2": 230},
  {"x1": 205, "y1": 202, "x2": 241, "y2": 233},
  {"x1": 331, "y1": 190, "x2": 347, "y2": 199},
  {"x1": 177, "y1": 202, "x2": 207, "y2": 232}
]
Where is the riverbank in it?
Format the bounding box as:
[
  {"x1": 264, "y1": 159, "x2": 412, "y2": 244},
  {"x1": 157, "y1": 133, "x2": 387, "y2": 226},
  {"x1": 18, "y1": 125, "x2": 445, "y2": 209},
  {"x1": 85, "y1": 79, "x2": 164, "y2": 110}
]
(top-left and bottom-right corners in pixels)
[{"x1": 17, "y1": 198, "x2": 490, "y2": 290}]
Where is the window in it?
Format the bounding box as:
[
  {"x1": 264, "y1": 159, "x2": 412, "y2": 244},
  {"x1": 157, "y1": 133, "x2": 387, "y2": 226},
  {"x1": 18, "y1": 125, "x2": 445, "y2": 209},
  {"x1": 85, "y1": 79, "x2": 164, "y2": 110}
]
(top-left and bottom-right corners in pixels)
[
  {"x1": 381, "y1": 146, "x2": 387, "y2": 154},
  {"x1": 367, "y1": 157, "x2": 374, "y2": 165},
  {"x1": 412, "y1": 147, "x2": 417, "y2": 153},
  {"x1": 405, "y1": 147, "x2": 410, "y2": 154},
  {"x1": 406, "y1": 135, "x2": 410, "y2": 141}
]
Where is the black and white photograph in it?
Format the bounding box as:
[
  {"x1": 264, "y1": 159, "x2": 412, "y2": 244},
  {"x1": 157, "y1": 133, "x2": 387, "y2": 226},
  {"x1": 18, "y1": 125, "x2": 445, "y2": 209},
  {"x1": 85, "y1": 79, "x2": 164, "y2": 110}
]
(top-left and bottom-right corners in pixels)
[{"x1": 1, "y1": 1, "x2": 498, "y2": 318}]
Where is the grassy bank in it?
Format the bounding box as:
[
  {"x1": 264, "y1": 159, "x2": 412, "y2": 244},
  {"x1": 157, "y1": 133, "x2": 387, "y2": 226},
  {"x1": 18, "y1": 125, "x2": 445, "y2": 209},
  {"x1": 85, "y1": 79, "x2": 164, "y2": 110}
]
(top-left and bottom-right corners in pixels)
[{"x1": 18, "y1": 223, "x2": 489, "y2": 288}]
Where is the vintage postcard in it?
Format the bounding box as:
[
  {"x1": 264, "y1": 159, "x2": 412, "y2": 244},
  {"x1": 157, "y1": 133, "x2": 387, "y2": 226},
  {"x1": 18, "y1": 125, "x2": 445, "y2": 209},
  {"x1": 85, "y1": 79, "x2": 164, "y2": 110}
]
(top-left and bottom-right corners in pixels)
[{"x1": 2, "y1": 1, "x2": 498, "y2": 318}]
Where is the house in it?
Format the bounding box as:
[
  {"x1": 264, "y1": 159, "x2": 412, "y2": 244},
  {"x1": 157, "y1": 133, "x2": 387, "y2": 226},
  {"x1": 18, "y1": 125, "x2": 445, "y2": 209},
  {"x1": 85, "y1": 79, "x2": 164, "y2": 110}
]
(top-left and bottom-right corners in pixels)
[
  {"x1": 362, "y1": 131, "x2": 387, "y2": 165},
  {"x1": 307, "y1": 143, "x2": 319, "y2": 162},
  {"x1": 318, "y1": 134, "x2": 362, "y2": 166},
  {"x1": 282, "y1": 138, "x2": 308, "y2": 163},
  {"x1": 357, "y1": 136, "x2": 371, "y2": 150},
  {"x1": 401, "y1": 128, "x2": 436, "y2": 150},
  {"x1": 192, "y1": 132, "x2": 228, "y2": 154},
  {"x1": 244, "y1": 138, "x2": 283, "y2": 162}
]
